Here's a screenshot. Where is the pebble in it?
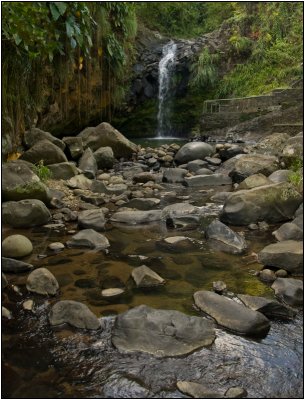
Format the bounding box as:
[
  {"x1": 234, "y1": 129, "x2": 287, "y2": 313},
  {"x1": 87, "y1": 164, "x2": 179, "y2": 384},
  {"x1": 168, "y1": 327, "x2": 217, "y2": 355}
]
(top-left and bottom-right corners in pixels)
[
  {"x1": 48, "y1": 242, "x2": 65, "y2": 251},
  {"x1": 23, "y1": 299, "x2": 34, "y2": 311},
  {"x1": 2, "y1": 306, "x2": 12, "y2": 319}
]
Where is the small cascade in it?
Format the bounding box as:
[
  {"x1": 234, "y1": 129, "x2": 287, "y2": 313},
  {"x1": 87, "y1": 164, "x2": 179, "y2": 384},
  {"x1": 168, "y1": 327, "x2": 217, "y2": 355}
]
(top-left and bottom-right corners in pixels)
[{"x1": 157, "y1": 41, "x2": 177, "y2": 137}]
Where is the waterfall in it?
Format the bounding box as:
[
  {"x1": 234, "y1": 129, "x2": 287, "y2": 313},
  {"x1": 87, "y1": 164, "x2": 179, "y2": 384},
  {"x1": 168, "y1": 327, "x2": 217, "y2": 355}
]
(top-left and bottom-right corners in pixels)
[{"x1": 157, "y1": 41, "x2": 177, "y2": 137}]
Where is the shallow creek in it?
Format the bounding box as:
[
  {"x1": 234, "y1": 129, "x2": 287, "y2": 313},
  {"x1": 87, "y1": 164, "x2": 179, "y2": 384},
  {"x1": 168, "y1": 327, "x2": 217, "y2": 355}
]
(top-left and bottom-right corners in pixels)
[{"x1": 2, "y1": 182, "x2": 303, "y2": 398}]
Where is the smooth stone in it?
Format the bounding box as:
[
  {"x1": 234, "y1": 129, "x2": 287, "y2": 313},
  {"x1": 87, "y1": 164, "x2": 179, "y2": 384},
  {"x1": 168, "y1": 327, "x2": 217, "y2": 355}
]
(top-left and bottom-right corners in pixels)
[
  {"x1": 205, "y1": 156, "x2": 221, "y2": 166},
  {"x1": 271, "y1": 278, "x2": 303, "y2": 306},
  {"x1": 26, "y1": 267, "x2": 59, "y2": 295},
  {"x1": 206, "y1": 220, "x2": 247, "y2": 254},
  {"x1": 48, "y1": 242, "x2": 65, "y2": 251},
  {"x1": 2, "y1": 273, "x2": 8, "y2": 289},
  {"x1": 112, "y1": 305, "x2": 216, "y2": 357},
  {"x1": 49, "y1": 300, "x2": 101, "y2": 330},
  {"x1": 268, "y1": 169, "x2": 291, "y2": 183},
  {"x1": 2, "y1": 199, "x2": 51, "y2": 228},
  {"x1": 2, "y1": 257, "x2": 34, "y2": 273},
  {"x1": 23, "y1": 299, "x2": 34, "y2": 311},
  {"x1": 272, "y1": 222, "x2": 303, "y2": 241},
  {"x1": 185, "y1": 174, "x2": 232, "y2": 187},
  {"x1": 66, "y1": 229, "x2": 110, "y2": 250},
  {"x1": 110, "y1": 210, "x2": 162, "y2": 224},
  {"x1": 175, "y1": 142, "x2": 214, "y2": 164},
  {"x1": 162, "y1": 203, "x2": 197, "y2": 218},
  {"x1": 213, "y1": 281, "x2": 227, "y2": 294},
  {"x1": 78, "y1": 209, "x2": 106, "y2": 231},
  {"x1": 125, "y1": 198, "x2": 160, "y2": 211},
  {"x1": 177, "y1": 381, "x2": 224, "y2": 398},
  {"x1": 2, "y1": 306, "x2": 12, "y2": 319},
  {"x1": 131, "y1": 265, "x2": 165, "y2": 287},
  {"x1": 93, "y1": 146, "x2": 115, "y2": 169},
  {"x1": 162, "y1": 168, "x2": 188, "y2": 183},
  {"x1": 225, "y1": 386, "x2": 248, "y2": 398},
  {"x1": 101, "y1": 288, "x2": 125, "y2": 297},
  {"x1": 259, "y1": 269, "x2": 276, "y2": 283},
  {"x1": 133, "y1": 172, "x2": 156, "y2": 183},
  {"x1": 91, "y1": 180, "x2": 128, "y2": 196},
  {"x1": 195, "y1": 168, "x2": 213, "y2": 175},
  {"x1": 194, "y1": 290, "x2": 270, "y2": 337},
  {"x1": 238, "y1": 173, "x2": 271, "y2": 190},
  {"x1": 275, "y1": 269, "x2": 288, "y2": 278},
  {"x1": 2, "y1": 235, "x2": 33, "y2": 258},
  {"x1": 66, "y1": 174, "x2": 93, "y2": 190}
]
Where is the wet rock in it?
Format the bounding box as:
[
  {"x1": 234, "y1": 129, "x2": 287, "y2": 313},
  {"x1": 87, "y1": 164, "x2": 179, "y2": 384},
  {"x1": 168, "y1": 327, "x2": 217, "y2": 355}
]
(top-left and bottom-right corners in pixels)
[
  {"x1": 2, "y1": 199, "x2": 51, "y2": 228},
  {"x1": 2, "y1": 235, "x2": 33, "y2": 259},
  {"x1": 20, "y1": 139, "x2": 68, "y2": 165},
  {"x1": 162, "y1": 167, "x2": 188, "y2": 183},
  {"x1": 2, "y1": 273, "x2": 8, "y2": 289},
  {"x1": 237, "y1": 294, "x2": 296, "y2": 320},
  {"x1": 218, "y1": 145, "x2": 246, "y2": 161},
  {"x1": 194, "y1": 290, "x2": 270, "y2": 337},
  {"x1": 48, "y1": 242, "x2": 65, "y2": 251},
  {"x1": 258, "y1": 240, "x2": 303, "y2": 274},
  {"x1": 49, "y1": 300, "x2": 101, "y2": 329},
  {"x1": 238, "y1": 173, "x2": 271, "y2": 190},
  {"x1": 177, "y1": 381, "x2": 224, "y2": 398},
  {"x1": 2, "y1": 257, "x2": 34, "y2": 273},
  {"x1": 66, "y1": 229, "x2": 110, "y2": 250},
  {"x1": 175, "y1": 142, "x2": 214, "y2": 164},
  {"x1": 213, "y1": 281, "x2": 227, "y2": 294},
  {"x1": 206, "y1": 220, "x2": 247, "y2": 254},
  {"x1": 271, "y1": 278, "x2": 303, "y2": 306},
  {"x1": 23, "y1": 299, "x2": 34, "y2": 311},
  {"x1": 24, "y1": 127, "x2": 65, "y2": 151},
  {"x1": 78, "y1": 147, "x2": 97, "y2": 179},
  {"x1": 268, "y1": 169, "x2": 291, "y2": 183},
  {"x1": 258, "y1": 269, "x2": 276, "y2": 283},
  {"x1": 225, "y1": 386, "x2": 247, "y2": 398},
  {"x1": 66, "y1": 174, "x2": 93, "y2": 190},
  {"x1": 112, "y1": 305, "x2": 215, "y2": 357},
  {"x1": 2, "y1": 306, "x2": 12, "y2": 319},
  {"x1": 220, "y1": 182, "x2": 302, "y2": 225},
  {"x1": 185, "y1": 174, "x2": 232, "y2": 187},
  {"x1": 166, "y1": 215, "x2": 200, "y2": 230},
  {"x1": 272, "y1": 222, "x2": 303, "y2": 241},
  {"x1": 78, "y1": 209, "x2": 106, "y2": 231},
  {"x1": 62, "y1": 136, "x2": 83, "y2": 159},
  {"x1": 26, "y1": 267, "x2": 59, "y2": 295},
  {"x1": 157, "y1": 236, "x2": 195, "y2": 252},
  {"x1": 110, "y1": 210, "x2": 162, "y2": 224},
  {"x1": 131, "y1": 265, "x2": 165, "y2": 287},
  {"x1": 48, "y1": 162, "x2": 79, "y2": 180},
  {"x1": 94, "y1": 146, "x2": 115, "y2": 169},
  {"x1": 205, "y1": 156, "x2": 222, "y2": 166},
  {"x1": 162, "y1": 203, "x2": 197, "y2": 219},
  {"x1": 101, "y1": 288, "x2": 125, "y2": 298},
  {"x1": 125, "y1": 197, "x2": 160, "y2": 210}
]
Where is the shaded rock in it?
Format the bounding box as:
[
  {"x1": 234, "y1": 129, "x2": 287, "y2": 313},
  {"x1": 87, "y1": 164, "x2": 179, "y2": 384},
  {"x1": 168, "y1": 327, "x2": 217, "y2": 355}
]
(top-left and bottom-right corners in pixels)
[
  {"x1": 78, "y1": 148, "x2": 97, "y2": 179},
  {"x1": 94, "y1": 146, "x2": 115, "y2": 169},
  {"x1": 110, "y1": 210, "x2": 162, "y2": 224},
  {"x1": 272, "y1": 222, "x2": 303, "y2": 241},
  {"x1": 206, "y1": 220, "x2": 247, "y2": 254},
  {"x1": 66, "y1": 229, "x2": 110, "y2": 250},
  {"x1": 26, "y1": 267, "x2": 59, "y2": 295},
  {"x1": 24, "y1": 128, "x2": 65, "y2": 151},
  {"x1": 2, "y1": 161, "x2": 50, "y2": 203},
  {"x1": 220, "y1": 182, "x2": 302, "y2": 225},
  {"x1": 271, "y1": 278, "x2": 303, "y2": 306},
  {"x1": 258, "y1": 269, "x2": 276, "y2": 283},
  {"x1": 194, "y1": 290, "x2": 270, "y2": 337},
  {"x1": 268, "y1": 169, "x2": 291, "y2": 183},
  {"x1": 258, "y1": 240, "x2": 303, "y2": 274},
  {"x1": 20, "y1": 139, "x2": 68, "y2": 165},
  {"x1": 125, "y1": 198, "x2": 160, "y2": 210},
  {"x1": 186, "y1": 159, "x2": 209, "y2": 172},
  {"x1": 177, "y1": 381, "x2": 224, "y2": 398},
  {"x1": 62, "y1": 136, "x2": 83, "y2": 159},
  {"x1": 157, "y1": 236, "x2": 195, "y2": 252},
  {"x1": 218, "y1": 145, "x2": 246, "y2": 161},
  {"x1": 162, "y1": 168, "x2": 188, "y2": 183},
  {"x1": 2, "y1": 257, "x2": 34, "y2": 273},
  {"x1": 131, "y1": 265, "x2": 165, "y2": 287},
  {"x1": 78, "y1": 209, "x2": 106, "y2": 231},
  {"x1": 237, "y1": 294, "x2": 296, "y2": 319},
  {"x1": 2, "y1": 273, "x2": 8, "y2": 289},
  {"x1": 112, "y1": 305, "x2": 215, "y2": 357},
  {"x1": 175, "y1": 142, "x2": 214, "y2": 164},
  {"x1": 49, "y1": 300, "x2": 101, "y2": 329},
  {"x1": 229, "y1": 154, "x2": 279, "y2": 183},
  {"x1": 78, "y1": 122, "x2": 137, "y2": 157},
  {"x1": 133, "y1": 172, "x2": 156, "y2": 183},
  {"x1": 225, "y1": 386, "x2": 247, "y2": 398},
  {"x1": 48, "y1": 162, "x2": 79, "y2": 180},
  {"x1": 2, "y1": 199, "x2": 51, "y2": 228},
  {"x1": 2, "y1": 235, "x2": 33, "y2": 258},
  {"x1": 66, "y1": 174, "x2": 93, "y2": 190},
  {"x1": 213, "y1": 280, "x2": 227, "y2": 294},
  {"x1": 238, "y1": 173, "x2": 271, "y2": 190},
  {"x1": 185, "y1": 174, "x2": 232, "y2": 187}
]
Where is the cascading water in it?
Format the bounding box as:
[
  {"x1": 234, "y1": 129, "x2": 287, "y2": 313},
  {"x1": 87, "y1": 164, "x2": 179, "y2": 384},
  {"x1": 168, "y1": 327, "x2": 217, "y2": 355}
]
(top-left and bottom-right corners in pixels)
[{"x1": 157, "y1": 41, "x2": 177, "y2": 137}]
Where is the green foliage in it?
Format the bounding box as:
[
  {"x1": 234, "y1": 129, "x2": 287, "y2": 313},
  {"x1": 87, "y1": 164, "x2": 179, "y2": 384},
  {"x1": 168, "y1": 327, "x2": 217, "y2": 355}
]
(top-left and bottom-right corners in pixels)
[
  {"x1": 190, "y1": 49, "x2": 220, "y2": 89},
  {"x1": 33, "y1": 160, "x2": 52, "y2": 182},
  {"x1": 288, "y1": 158, "x2": 303, "y2": 193}
]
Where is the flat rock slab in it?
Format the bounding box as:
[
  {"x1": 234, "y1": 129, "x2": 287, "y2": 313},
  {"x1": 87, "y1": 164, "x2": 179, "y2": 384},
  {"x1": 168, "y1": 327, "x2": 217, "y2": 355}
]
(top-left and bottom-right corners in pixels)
[
  {"x1": 110, "y1": 210, "x2": 162, "y2": 224},
  {"x1": 112, "y1": 305, "x2": 215, "y2": 357},
  {"x1": 206, "y1": 220, "x2": 247, "y2": 254},
  {"x1": 177, "y1": 381, "x2": 224, "y2": 398},
  {"x1": 66, "y1": 229, "x2": 110, "y2": 249},
  {"x1": 2, "y1": 257, "x2": 34, "y2": 273},
  {"x1": 271, "y1": 278, "x2": 303, "y2": 307},
  {"x1": 131, "y1": 265, "x2": 165, "y2": 287},
  {"x1": 258, "y1": 240, "x2": 303, "y2": 274},
  {"x1": 185, "y1": 174, "x2": 232, "y2": 187},
  {"x1": 194, "y1": 290, "x2": 270, "y2": 337}
]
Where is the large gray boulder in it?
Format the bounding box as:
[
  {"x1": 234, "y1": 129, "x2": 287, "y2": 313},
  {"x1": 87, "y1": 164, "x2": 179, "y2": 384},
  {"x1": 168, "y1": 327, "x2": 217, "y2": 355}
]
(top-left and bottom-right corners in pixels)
[
  {"x1": 24, "y1": 128, "x2": 65, "y2": 151},
  {"x1": 48, "y1": 162, "x2": 79, "y2": 180},
  {"x1": 20, "y1": 139, "x2": 68, "y2": 165},
  {"x1": 26, "y1": 267, "x2": 59, "y2": 295},
  {"x1": 78, "y1": 148, "x2": 97, "y2": 179},
  {"x1": 49, "y1": 300, "x2": 101, "y2": 330},
  {"x1": 271, "y1": 278, "x2": 303, "y2": 306},
  {"x1": 66, "y1": 229, "x2": 110, "y2": 249},
  {"x1": 62, "y1": 136, "x2": 83, "y2": 159},
  {"x1": 272, "y1": 222, "x2": 303, "y2": 241},
  {"x1": 175, "y1": 142, "x2": 214, "y2": 164},
  {"x1": 2, "y1": 257, "x2": 34, "y2": 273},
  {"x1": 238, "y1": 173, "x2": 271, "y2": 190},
  {"x1": 112, "y1": 305, "x2": 215, "y2": 357},
  {"x1": 2, "y1": 235, "x2": 33, "y2": 258},
  {"x1": 258, "y1": 240, "x2": 303, "y2": 274},
  {"x1": 77, "y1": 209, "x2": 106, "y2": 231},
  {"x1": 185, "y1": 174, "x2": 232, "y2": 187},
  {"x1": 110, "y1": 210, "x2": 162, "y2": 224},
  {"x1": 94, "y1": 146, "x2": 116, "y2": 169},
  {"x1": 2, "y1": 199, "x2": 51, "y2": 228},
  {"x1": 220, "y1": 182, "x2": 302, "y2": 225},
  {"x1": 131, "y1": 265, "x2": 165, "y2": 287},
  {"x1": 193, "y1": 290, "x2": 270, "y2": 337},
  {"x1": 206, "y1": 220, "x2": 247, "y2": 254},
  {"x1": 229, "y1": 154, "x2": 279, "y2": 183},
  {"x1": 78, "y1": 122, "x2": 137, "y2": 158},
  {"x1": 2, "y1": 161, "x2": 50, "y2": 203}
]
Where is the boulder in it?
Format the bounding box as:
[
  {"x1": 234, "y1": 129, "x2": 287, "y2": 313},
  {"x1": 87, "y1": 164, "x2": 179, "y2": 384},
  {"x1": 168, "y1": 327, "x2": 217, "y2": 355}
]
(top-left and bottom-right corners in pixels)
[
  {"x1": 157, "y1": 236, "x2": 195, "y2": 252},
  {"x1": 48, "y1": 162, "x2": 79, "y2": 180},
  {"x1": 78, "y1": 122, "x2": 137, "y2": 157},
  {"x1": 281, "y1": 133, "x2": 303, "y2": 166},
  {"x1": 26, "y1": 267, "x2": 59, "y2": 295},
  {"x1": 93, "y1": 146, "x2": 115, "y2": 169},
  {"x1": 237, "y1": 294, "x2": 296, "y2": 320},
  {"x1": 125, "y1": 198, "x2": 160, "y2": 210},
  {"x1": 238, "y1": 173, "x2": 271, "y2": 190},
  {"x1": 186, "y1": 159, "x2": 209, "y2": 172},
  {"x1": 218, "y1": 145, "x2": 246, "y2": 161},
  {"x1": 193, "y1": 290, "x2": 270, "y2": 337},
  {"x1": 272, "y1": 222, "x2": 303, "y2": 241},
  {"x1": 66, "y1": 229, "x2": 110, "y2": 250},
  {"x1": 175, "y1": 142, "x2": 214, "y2": 164},
  {"x1": 24, "y1": 128, "x2": 65, "y2": 151},
  {"x1": 229, "y1": 154, "x2": 279, "y2": 183},
  {"x1": 206, "y1": 220, "x2": 247, "y2": 254},
  {"x1": 258, "y1": 240, "x2": 303, "y2": 274},
  {"x1": 213, "y1": 281, "x2": 227, "y2": 294},
  {"x1": 131, "y1": 265, "x2": 165, "y2": 287},
  {"x1": 2, "y1": 199, "x2": 51, "y2": 228},
  {"x1": 110, "y1": 210, "x2": 162, "y2": 224},
  {"x1": 271, "y1": 278, "x2": 303, "y2": 306},
  {"x1": 78, "y1": 148, "x2": 97, "y2": 179},
  {"x1": 185, "y1": 174, "x2": 232, "y2": 187},
  {"x1": 254, "y1": 132, "x2": 290, "y2": 155},
  {"x1": 91, "y1": 180, "x2": 127, "y2": 196},
  {"x1": 294, "y1": 203, "x2": 303, "y2": 217},
  {"x1": 20, "y1": 139, "x2": 68, "y2": 165},
  {"x1": 177, "y1": 381, "x2": 223, "y2": 398},
  {"x1": 2, "y1": 235, "x2": 33, "y2": 258},
  {"x1": 162, "y1": 168, "x2": 188, "y2": 183},
  {"x1": 292, "y1": 214, "x2": 303, "y2": 229},
  {"x1": 268, "y1": 169, "x2": 291, "y2": 183},
  {"x1": 2, "y1": 257, "x2": 34, "y2": 273},
  {"x1": 62, "y1": 136, "x2": 84, "y2": 159},
  {"x1": 66, "y1": 174, "x2": 93, "y2": 190},
  {"x1": 112, "y1": 305, "x2": 215, "y2": 357},
  {"x1": 2, "y1": 161, "x2": 50, "y2": 203},
  {"x1": 78, "y1": 209, "x2": 106, "y2": 231},
  {"x1": 49, "y1": 300, "x2": 101, "y2": 329},
  {"x1": 220, "y1": 182, "x2": 302, "y2": 225}
]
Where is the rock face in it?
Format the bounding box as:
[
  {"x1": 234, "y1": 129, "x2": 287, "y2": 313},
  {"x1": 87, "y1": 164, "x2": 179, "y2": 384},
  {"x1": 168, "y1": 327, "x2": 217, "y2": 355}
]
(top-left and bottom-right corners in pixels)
[
  {"x1": 26, "y1": 267, "x2": 59, "y2": 295},
  {"x1": 185, "y1": 174, "x2": 232, "y2": 187},
  {"x1": 175, "y1": 142, "x2": 214, "y2": 164},
  {"x1": 271, "y1": 278, "x2": 303, "y2": 306},
  {"x1": 2, "y1": 257, "x2": 34, "y2": 273},
  {"x1": 194, "y1": 290, "x2": 270, "y2": 337},
  {"x1": 48, "y1": 162, "x2": 79, "y2": 180},
  {"x1": 206, "y1": 220, "x2": 247, "y2": 254},
  {"x1": 131, "y1": 265, "x2": 165, "y2": 287},
  {"x1": 220, "y1": 182, "x2": 302, "y2": 225},
  {"x1": 112, "y1": 305, "x2": 215, "y2": 357},
  {"x1": 78, "y1": 122, "x2": 137, "y2": 158},
  {"x1": 2, "y1": 235, "x2": 33, "y2": 258},
  {"x1": 229, "y1": 154, "x2": 279, "y2": 183},
  {"x1": 94, "y1": 146, "x2": 115, "y2": 169},
  {"x1": 2, "y1": 161, "x2": 50, "y2": 203},
  {"x1": 78, "y1": 147, "x2": 97, "y2": 179},
  {"x1": 66, "y1": 229, "x2": 110, "y2": 250},
  {"x1": 78, "y1": 209, "x2": 106, "y2": 231},
  {"x1": 110, "y1": 210, "x2": 162, "y2": 224},
  {"x1": 162, "y1": 168, "x2": 188, "y2": 183},
  {"x1": 2, "y1": 199, "x2": 51, "y2": 228},
  {"x1": 272, "y1": 222, "x2": 303, "y2": 242},
  {"x1": 24, "y1": 128, "x2": 66, "y2": 151},
  {"x1": 49, "y1": 300, "x2": 101, "y2": 330},
  {"x1": 20, "y1": 139, "x2": 68, "y2": 165},
  {"x1": 258, "y1": 240, "x2": 303, "y2": 274}
]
